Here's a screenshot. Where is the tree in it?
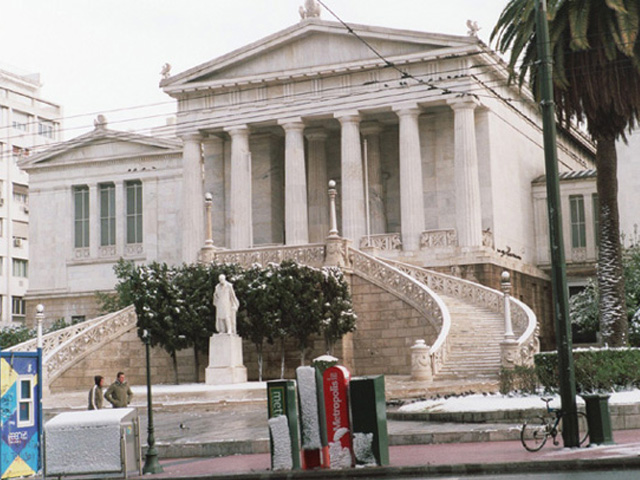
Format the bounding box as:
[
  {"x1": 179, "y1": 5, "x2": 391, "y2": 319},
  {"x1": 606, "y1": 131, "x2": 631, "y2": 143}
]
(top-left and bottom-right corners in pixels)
[
  {"x1": 237, "y1": 264, "x2": 278, "y2": 381},
  {"x1": 320, "y1": 267, "x2": 356, "y2": 354},
  {"x1": 491, "y1": 0, "x2": 640, "y2": 346}
]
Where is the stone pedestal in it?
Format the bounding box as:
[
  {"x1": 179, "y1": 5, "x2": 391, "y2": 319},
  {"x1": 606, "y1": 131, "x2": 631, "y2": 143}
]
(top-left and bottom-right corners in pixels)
[{"x1": 205, "y1": 333, "x2": 247, "y2": 384}]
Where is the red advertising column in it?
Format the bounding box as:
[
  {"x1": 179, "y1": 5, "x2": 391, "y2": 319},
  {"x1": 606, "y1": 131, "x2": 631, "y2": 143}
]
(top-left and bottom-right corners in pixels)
[{"x1": 322, "y1": 365, "x2": 353, "y2": 469}]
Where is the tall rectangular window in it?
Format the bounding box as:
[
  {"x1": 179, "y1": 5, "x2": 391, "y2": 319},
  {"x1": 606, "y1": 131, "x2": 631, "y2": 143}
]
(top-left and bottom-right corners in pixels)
[
  {"x1": 12, "y1": 111, "x2": 29, "y2": 132},
  {"x1": 12, "y1": 259, "x2": 28, "y2": 278},
  {"x1": 570, "y1": 195, "x2": 586, "y2": 248},
  {"x1": 592, "y1": 193, "x2": 600, "y2": 248},
  {"x1": 126, "y1": 180, "x2": 143, "y2": 244},
  {"x1": 38, "y1": 119, "x2": 55, "y2": 138},
  {"x1": 100, "y1": 183, "x2": 116, "y2": 246},
  {"x1": 74, "y1": 185, "x2": 90, "y2": 248},
  {"x1": 17, "y1": 377, "x2": 34, "y2": 427},
  {"x1": 11, "y1": 296, "x2": 25, "y2": 322}
]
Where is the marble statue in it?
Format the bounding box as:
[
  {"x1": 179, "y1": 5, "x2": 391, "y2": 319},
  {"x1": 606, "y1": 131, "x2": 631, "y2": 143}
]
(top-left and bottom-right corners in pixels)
[
  {"x1": 160, "y1": 63, "x2": 172, "y2": 79},
  {"x1": 213, "y1": 274, "x2": 239, "y2": 334},
  {"x1": 299, "y1": 0, "x2": 321, "y2": 19},
  {"x1": 466, "y1": 20, "x2": 480, "y2": 37}
]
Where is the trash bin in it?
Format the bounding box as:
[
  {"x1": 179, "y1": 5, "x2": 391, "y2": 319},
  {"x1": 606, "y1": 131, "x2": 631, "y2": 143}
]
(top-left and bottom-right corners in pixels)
[
  {"x1": 44, "y1": 408, "x2": 142, "y2": 478},
  {"x1": 581, "y1": 394, "x2": 614, "y2": 445}
]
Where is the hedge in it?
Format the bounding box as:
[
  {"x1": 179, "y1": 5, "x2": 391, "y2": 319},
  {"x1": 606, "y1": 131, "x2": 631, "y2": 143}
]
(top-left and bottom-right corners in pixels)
[{"x1": 535, "y1": 347, "x2": 640, "y2": 394}]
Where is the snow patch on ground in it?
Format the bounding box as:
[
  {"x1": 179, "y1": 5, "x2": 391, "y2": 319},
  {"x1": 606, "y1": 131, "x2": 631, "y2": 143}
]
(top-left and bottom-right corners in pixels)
[
  {"x1": 268, "y1": 415, "x2": 292, "y2": 470},
  {"x1": 399, "y1": 389, "x2": 640, "y2": 414}
]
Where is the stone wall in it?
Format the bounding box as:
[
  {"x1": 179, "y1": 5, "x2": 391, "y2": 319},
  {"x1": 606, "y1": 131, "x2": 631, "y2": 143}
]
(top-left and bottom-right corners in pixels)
[
  {"x1": 50, "y1": 328, "x2": 200, "y2": 393},
  {"x1": 348, "y1": 275, "x2": 438, "y2": 375}
]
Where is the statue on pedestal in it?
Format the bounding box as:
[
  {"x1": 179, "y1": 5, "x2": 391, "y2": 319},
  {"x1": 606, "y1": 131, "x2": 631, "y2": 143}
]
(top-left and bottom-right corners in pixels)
[{"x1": 213, "y1": 274, "x2": 239, "y2": 335}]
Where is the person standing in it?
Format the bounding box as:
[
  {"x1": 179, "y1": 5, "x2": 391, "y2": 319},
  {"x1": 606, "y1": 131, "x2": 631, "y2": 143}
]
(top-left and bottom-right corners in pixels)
[
  {"x1": 105, "y1": 371, "x2": 133, "y2": 408},
  {"x1": 88, "y1": 375, "x2": 105, "y2": 410}
]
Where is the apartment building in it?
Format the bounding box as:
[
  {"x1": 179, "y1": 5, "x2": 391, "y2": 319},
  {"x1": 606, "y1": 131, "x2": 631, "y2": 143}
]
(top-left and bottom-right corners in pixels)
[{"x1": 0, "y1": 68, "x2": 62, "y2": 324}]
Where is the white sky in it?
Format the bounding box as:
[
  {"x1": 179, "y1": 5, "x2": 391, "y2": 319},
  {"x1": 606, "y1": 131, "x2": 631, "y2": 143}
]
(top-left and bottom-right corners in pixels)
[{"x1": 0, "y1": 0, "x2": 509, "y2": 139}]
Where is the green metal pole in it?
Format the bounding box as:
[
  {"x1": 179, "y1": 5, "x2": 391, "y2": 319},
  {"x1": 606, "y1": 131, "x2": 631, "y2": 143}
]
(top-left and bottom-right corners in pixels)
[
  {"x1": 143, "y1": 331, "x2": 163, "y2": 474},
  {"x1": 534, "y1": 0, "x2": 579, "y2": 447}
]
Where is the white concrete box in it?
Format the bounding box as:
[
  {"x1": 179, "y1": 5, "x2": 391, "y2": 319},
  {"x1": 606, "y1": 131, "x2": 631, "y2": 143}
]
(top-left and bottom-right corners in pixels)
[{"x1": 44, "y1": 408, "x2": 141, "y2": 478}]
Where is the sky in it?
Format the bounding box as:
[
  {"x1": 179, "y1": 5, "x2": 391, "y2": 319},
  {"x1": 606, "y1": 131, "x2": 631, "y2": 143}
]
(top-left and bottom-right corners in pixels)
[{"x1": 0, "y1": 0, "x2": 509, "y2": 140}]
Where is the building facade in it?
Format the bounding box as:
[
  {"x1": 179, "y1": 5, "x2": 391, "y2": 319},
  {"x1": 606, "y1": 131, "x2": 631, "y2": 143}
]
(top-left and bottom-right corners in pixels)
[
  {"x1": 0, "y1": 68, "x2": 61, "y2": 324},
  {"x1": 23, "y1": 18, "x2": 607, "y2": 351}
]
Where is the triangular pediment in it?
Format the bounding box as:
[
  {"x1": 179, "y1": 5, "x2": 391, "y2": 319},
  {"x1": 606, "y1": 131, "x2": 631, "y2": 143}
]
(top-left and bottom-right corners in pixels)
[
  {"x1": 163, "y1": 19, "x2": 476, "y2": 90},
  {"x1": 22, "y1": 127, "x2": 181, "y2": 170}
]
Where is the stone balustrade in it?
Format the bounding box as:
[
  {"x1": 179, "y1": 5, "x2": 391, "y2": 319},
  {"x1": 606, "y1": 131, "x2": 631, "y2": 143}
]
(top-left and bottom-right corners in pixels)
[
  {"x1": 420, "y1": 229, "x2": 457, "y2": 249},
  {"x1": 213, "y1": 243, "x2": 326, "y2": 269},
  {"x1": 382, "y1": 258, "x2": 538, "y2": 366},
  {"x1": 350, "y1": 248, "x2": 451, "y2": 375},
  {"x1": 7, "y1": 306, "x2": 137, "y2": 388},
  {"x1": 359, "y1": 233, "x2": 402, "y2": 251}
]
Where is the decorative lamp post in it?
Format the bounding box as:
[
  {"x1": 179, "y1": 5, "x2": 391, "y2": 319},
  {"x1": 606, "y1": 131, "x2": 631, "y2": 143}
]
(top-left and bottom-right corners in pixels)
[
  {"x1": 204, "y1": 192, "x2": 214, "y2": 248},
  {"x1": 501, "y1": 271, "x2": 515, "y2": 339},
  {"x1": 36, "y1": 304, "x2": 44, "y2": 349},
  {"x1": 328, "y1": 180, "x2": 339, "y2": 238},
  {"x1": 142, "y1": 329, "x2": 163, "y2": 474}
]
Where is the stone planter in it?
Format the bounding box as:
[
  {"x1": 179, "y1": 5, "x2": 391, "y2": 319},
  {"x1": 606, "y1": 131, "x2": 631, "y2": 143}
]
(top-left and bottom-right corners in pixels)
[{"x1": 581, "y1": 394, "x2": 614, "y2": 445}]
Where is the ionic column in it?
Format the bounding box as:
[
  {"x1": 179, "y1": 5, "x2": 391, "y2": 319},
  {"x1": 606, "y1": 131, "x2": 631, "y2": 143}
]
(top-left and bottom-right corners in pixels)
[
  {"x1": 280, "y1": 120, "x2": 309, "y2": 245},
  {"x1": 226, "y1": 126, "x2": 252, "y2": 249},
  {"x1": 335, "y1": 112, "x2": 366, "y2": 244},
  {"x1": 361, "y1": 121, "x2": 387, "y2": 235},
  {"x1": 449, "y1": 98, "x2": 482, "y2": 247},
  {"x1": 393, "y1": 105, "x2": 425, "y2": 251},
  {"x1": 305, "y1": 128, "x2": 329, "y2": 243},
  {"x1": 181, "y1": 133, "x2": 204, "y2": 263},
  {"x1": 202, "y1": 135, "x2": 226, "y2": 247}
]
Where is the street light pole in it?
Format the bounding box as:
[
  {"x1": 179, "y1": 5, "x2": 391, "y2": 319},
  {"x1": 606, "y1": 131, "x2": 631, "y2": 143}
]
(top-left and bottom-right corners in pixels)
[
  {"x1": 535, "y1": 0, "x2": 579, "y2": 447},
  {"x1": 142, "y1": 329, "x2": 163, "y2": 474}
]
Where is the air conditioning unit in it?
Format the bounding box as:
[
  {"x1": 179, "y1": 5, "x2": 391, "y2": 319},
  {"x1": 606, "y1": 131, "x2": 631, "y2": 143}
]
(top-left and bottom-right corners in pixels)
[
  {"x1": 22, "y1": 206, "x2": 29, "y2": 214},
  {"x1": 13, "y1": 238, "x2": 22, "y2": 247}
]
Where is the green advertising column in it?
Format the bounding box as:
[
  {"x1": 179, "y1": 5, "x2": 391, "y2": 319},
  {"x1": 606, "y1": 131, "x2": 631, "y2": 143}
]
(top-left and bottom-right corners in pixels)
[
  {"x1": 349, "y1": 375, "x2": 389, "y2": 466},
  {"x1": 267, "y1": 380, "x2": 301, "y2": 470}
]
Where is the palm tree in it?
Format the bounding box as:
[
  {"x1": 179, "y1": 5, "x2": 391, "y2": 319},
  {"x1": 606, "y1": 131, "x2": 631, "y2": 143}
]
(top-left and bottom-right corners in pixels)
[{"x1": 492, "y1": 0, "x2": 640, "y2": 346}]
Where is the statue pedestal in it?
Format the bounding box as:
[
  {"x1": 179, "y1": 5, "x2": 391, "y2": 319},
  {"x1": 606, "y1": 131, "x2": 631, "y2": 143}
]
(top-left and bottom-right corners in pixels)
[{"x1": 205, "y1": 333, "x2": 247, "y2": 385}]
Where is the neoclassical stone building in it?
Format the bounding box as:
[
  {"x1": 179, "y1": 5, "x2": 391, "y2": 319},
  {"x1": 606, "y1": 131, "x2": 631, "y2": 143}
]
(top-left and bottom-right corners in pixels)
[{"x1": 22, "y1": 16, "x2": 615, "y2": 386}]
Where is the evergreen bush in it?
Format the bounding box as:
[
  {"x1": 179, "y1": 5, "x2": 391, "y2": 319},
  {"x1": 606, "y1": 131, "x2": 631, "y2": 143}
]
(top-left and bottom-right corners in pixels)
[
  {"x1": 499, "y1": 366, "x2": 539, "y2": 395},
  {"x1": 535, "y1": 348, "x2": 640, "y2": 394}
]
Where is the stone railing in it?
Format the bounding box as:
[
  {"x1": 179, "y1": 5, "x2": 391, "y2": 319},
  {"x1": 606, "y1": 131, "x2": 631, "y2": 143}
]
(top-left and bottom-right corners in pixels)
[
  {"x1": 350, "y1": 248, "x2": 451, "y2": 375},
  {"x1": 420, "y1": 229, "x2": 457, "y2": 249},
  {"x1": 381, "y1": 258, "x2": 538, "y2": 366},
  {"x1": 7, "y1": 306, "x2": 137, "y2": 387},
  {"x1": 212, "y1": 243, "x2": 326, "y2": 269},
  {"x1": 359, "y1": 233, "x2": 402, "y2": 251}
]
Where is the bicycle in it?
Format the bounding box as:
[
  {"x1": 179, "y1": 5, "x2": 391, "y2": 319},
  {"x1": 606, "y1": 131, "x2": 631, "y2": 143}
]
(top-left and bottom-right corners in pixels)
[{"x1": 520, "y1": 397, "x2": 589, "y2": 451}]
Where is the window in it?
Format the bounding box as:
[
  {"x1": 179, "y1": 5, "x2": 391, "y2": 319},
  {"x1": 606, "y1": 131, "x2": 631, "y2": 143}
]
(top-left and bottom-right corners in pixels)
[
  {"x1": 12, "y1": 146, "x2": 29, "y2": 161},
  {"x1": 100, "y1": 183, "x2": 116, "y2": 246},
  {"x1": 12, "y1": 184, "x2": 28, "y2": 205},
  {"x1": 74, "y1": 185, "x2": 90, "y2": 248},
  {"x1": 12, "y1": 111, "x2": 29, "y2": 132},
  {"x1": 126, "y1": 180, "x2": 143, "y2": 244},
  {"x1": 11, "y1": 296, "x2": 25, "y2": 322},
  {"x1": 38, "y1": 119, "x2": 55, "y2": 138},
  {"x1": 12, "y1": 259, "x2": 27, "y2": 278},
  {"x1": 17, "y1": 377, "x2": 34, "y2": 427},
  {"x1": 570, "y1": 195, "x2": 586, "y2": 248},
  {"x1": 592, "y1": 193, "x2": 600, "y2": 248}
]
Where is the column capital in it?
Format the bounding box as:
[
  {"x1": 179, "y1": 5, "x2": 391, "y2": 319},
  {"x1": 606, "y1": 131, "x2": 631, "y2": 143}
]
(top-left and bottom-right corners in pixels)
[
  {"x1": 304, "y1": 127, "x2": 328, "y2": 142},
  {"x1": 393, "y1": 103, "x2": 421, "y2": 117},
  {"x1": 180, "y1": 133, "x2": 203, "y2": 143},
  {"x1": 334, "y1": 111, "x2": 361, "y2": 124},
  {"x1": 224, "y1": 125, "x2": 249, "y2": 137},
  {"x1": 360, "y1": 121, "x2": 384, "y2": 137},
  {"x1": 447, "y1": 96, "x2": 481, "y2": 111},
  {"x1": 278, "y1": 118, "x2": 305, "y2": 130}
]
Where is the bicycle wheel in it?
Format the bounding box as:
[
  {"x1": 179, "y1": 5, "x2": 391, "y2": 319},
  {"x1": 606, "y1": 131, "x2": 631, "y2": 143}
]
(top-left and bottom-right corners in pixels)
[
  {"x1": 577, "y1": 412, "x2": 589, "y2": 445},
  {"x1": 521, "y1": 417, "x2": 549, "y2": 452}
]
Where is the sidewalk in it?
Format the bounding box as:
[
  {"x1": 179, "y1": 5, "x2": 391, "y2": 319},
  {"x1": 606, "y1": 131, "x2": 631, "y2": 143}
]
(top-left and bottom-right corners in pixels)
[
  {"x1": 135, "y1": 430, "x2": 640, "y2": 479},
  {"x1": 43, "y1": 382, "x2": 640, "y2": 478}
]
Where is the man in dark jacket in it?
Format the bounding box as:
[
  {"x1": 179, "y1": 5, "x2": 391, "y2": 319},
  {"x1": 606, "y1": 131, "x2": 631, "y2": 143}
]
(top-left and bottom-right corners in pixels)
[{"x1": 105, "y1": 372, "x2": 133, "y2": 408}]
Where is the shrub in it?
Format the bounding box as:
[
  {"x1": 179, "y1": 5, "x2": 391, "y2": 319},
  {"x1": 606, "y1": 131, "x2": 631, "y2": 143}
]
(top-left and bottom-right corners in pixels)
[
  {"x1": 535, "y1": 347, "x2": 640, "y2": 394},
  {"x1": 499, "y1": 366, "x2": 539, "y2": 395}
]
